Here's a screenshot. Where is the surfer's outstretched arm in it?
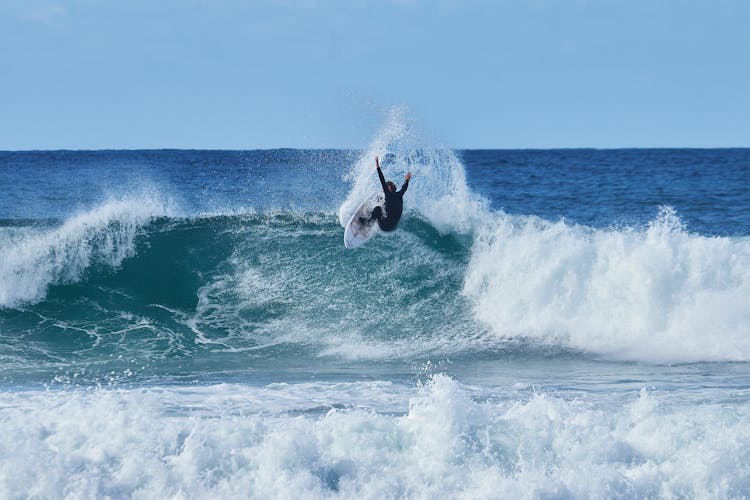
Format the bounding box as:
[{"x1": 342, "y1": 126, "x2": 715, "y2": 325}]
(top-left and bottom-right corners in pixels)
[
  {"x1": 375, "y1": 156, "x2": 387, "y2": 191},
  {"x1": 399, "y1": 172, "x2": 412, "y2": 194}
]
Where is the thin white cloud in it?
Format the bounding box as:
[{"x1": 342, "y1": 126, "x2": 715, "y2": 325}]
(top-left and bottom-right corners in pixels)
[{"x1": 0, "y1": 0, "x2": 68, "y2": 27}]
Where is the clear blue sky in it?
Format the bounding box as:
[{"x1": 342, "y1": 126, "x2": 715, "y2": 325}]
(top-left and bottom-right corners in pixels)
[{"x1": 1, "y1": 0, "x2": 748, "y2": 149}]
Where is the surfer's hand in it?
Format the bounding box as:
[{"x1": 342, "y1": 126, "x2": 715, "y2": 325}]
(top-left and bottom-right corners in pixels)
[{"x1": 405, "y1": 172, "x2": 412, "y2": 181}]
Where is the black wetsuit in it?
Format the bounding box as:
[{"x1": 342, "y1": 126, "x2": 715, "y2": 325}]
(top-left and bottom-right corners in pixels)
[{"x1": 370, "y1": 166, "x2": 409, "y2": 232}]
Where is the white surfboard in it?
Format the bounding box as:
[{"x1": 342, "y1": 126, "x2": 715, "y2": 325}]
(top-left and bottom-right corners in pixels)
[{"x1": 343, "y1": 192, "x2": 384, "y2": 249}]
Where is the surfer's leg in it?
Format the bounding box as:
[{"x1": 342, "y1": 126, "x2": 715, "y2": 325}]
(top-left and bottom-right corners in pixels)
[{"x1": 360, "y1": 206, "x2": 383, "y2": 225}]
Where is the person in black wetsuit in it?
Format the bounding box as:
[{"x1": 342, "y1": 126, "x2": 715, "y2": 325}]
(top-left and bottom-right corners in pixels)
[{"x1": 362, "y1": 156, "x2": 412, "y2": 231}]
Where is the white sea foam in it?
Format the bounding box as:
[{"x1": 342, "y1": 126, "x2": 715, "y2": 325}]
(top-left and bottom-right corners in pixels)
[
  {"x1": 0, "y1": 375, "x2": 748, "y2": 498},
  {"x1": 464, "y1": 206, "x2": 750, "y2": 363},
  {"x1": 0, "y1": 194, "x2": 171, "y2": 308}
]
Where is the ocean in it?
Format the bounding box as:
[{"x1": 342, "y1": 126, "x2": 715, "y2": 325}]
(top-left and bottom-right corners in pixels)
[{"x1": 1, "y1": 121, "x2": 749, "y2": 498}]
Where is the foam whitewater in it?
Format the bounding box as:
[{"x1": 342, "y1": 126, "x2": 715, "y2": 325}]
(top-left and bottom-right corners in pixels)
[{"x1": 1, "y1": 375, "x2": 749, "y2": 498}]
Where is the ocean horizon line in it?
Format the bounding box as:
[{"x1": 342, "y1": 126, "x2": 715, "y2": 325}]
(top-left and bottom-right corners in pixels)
[{"x1": 2, "y1": 146, "x2": 749, "y2": 153}]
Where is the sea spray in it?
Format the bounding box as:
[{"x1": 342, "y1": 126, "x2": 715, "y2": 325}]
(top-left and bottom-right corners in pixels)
[{"x1": 339, "y1": 108, "x2": 488, "y2": 234}]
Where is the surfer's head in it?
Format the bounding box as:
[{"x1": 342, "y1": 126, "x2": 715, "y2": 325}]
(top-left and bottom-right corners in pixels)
[{"x1": 386, "y1": 181, "x2": 396, "y2": 192}]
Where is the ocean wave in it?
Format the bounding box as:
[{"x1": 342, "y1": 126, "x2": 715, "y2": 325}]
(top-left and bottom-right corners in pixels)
[{"x1": 3, "y1": 159, "x2": 749, "y2": 367}]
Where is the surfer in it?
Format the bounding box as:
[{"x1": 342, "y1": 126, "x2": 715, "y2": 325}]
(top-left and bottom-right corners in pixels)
[{"x1": 362, "y1": 156, "x2": 412, "y2": 231}]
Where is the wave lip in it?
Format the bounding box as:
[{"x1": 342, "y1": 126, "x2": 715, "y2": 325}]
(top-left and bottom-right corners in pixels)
[
  {"x1": 0, "y1": 196, "x2": 170, "y2": 309},
  {"x1": 464, "y1": 206, "x2": 750, "y2": 363}
]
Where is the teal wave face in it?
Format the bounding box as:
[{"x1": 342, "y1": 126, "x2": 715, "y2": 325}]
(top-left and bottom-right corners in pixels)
[{"x1": 0, "y1": 213, "x2": 486, "y2": 385}]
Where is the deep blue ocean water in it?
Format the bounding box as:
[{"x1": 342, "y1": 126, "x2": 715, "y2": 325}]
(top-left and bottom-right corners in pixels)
[{"x1": 1, "y1": 128, "x2": 749, "y2": 497}]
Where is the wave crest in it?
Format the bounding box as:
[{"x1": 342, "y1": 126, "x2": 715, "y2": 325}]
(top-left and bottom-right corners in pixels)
[{"x1": 0, "y1": 196, "x2": 170, "y2": 308}]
